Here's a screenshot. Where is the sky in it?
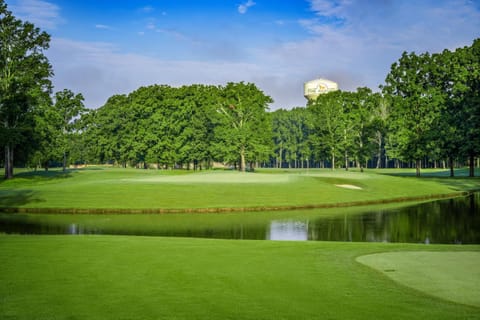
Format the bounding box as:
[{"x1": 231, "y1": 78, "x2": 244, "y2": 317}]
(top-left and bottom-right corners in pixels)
[{"x1": 6, "y1": 0, "x2": 480, "y2": 110}]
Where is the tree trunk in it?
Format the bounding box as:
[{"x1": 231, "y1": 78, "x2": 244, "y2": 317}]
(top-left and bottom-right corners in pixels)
[
  {"x1": 449, "y1": 157, "x2": 454, "y2": 177},
  {"x1": 240, "y1": 145, "x2": 246, "y2": 172},
  {"x1": 469, "y1": 154, "x2": 475, "y2": 177},
  {"x1": 415, "y1": 159, "x2": 421, "y2": 177},
  {"x1": 376, "y1": 132, "x2": 382, "y2": 169},
  {"x1": 344, "y1": 150, "x2": 349, "y2": 171},
  {"x1": 63, "y1": 151, "x2": 67, "y2": 172},
  {"x1": 278, "y1": 146, "x2": 283, "y2": 168},
  {"x1": 4, "y1": 145, "x2": 14, "y2": 179},
  {"x1": 331, "y1": 148, "x2": 335, "y2": 170}
]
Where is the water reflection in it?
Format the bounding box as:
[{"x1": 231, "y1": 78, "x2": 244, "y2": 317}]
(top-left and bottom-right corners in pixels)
[
  {"x1": 268, "y1": 221, "x2": 308, "y2": 241},
  {"x1": 0, "y1": 193, "x2": 479, "y2": 244},
  {"x1": 304, "y1": 193, "x2": 480, "y2": 244}
]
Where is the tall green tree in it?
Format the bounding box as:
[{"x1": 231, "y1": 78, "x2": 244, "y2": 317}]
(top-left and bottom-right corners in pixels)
[
  {"x1": 53, "y1": 89, "x2": 86, "y2": 171},
  {"x1": 453, "y1": 39, "x2": 480, "y2": 177},
  {"x1": 382, "y1": 51, "x2": 445, "y2": 176},
  {"x1": 0, "y1": 0, "x2": 52, "y2": 178},
  {"x1": 308, "y1": 91, "x2": 346, "y2": 169},
  {"x1": 215, "y1": 82, "x2": 273, "y2": 172},
  {"x1": 349, "y1": 88, "x2": 382, "y2": 172}
]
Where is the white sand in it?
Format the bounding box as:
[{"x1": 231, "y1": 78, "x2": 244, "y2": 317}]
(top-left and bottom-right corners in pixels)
[{"x1": 335, "y1": 184, "x2": 363, "y2": 190}]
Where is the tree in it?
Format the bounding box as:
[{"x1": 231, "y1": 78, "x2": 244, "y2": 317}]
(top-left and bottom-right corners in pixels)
[
  {"x1": 382, "y1": 51, "x2": 445, "y2": 176},
  {"x1": 308, "y1": 91, "x2": 346, "y2": 169},
  {"x1": 0, "y1": 0, "x2": 52, "y2": 178},
  {"x1": 53, "y1": 89, "x2": 86, "y2": 171},
  {"x1": 453, "y1": 39, "x2": 480, "y2": 177},
  {"x1": 215, "y1": 82, "x2": 273, "y2": 172},
  {"x1": 271, "y1": 108, "x2": 311, "y2": 169},
  {"x1": 271, "y1": 109, "x2": 289, "y2": 168},
  {"x1": 349, "y1": 88, "x2": 382, "y2": 172}
]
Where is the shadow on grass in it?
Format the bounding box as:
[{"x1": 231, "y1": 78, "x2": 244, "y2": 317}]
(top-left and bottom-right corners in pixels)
[
  {"x1": 376, "y1": 168, "x2": 480, "y2": 192},
  {"x1": 432, "y1": 178, "x2": 480, "y2": 192},
  {"x1": 0, "y1": 169, "x2": 76, "y2": 185},
  {"x1": 0, "y1": 190, "x2": 44, "y2": 208},
  {"x1": 377, "y1": 168, "x2": 480, "y2": 178}
]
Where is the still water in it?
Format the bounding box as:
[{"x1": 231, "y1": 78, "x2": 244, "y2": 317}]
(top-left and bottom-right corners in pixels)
[{"x1": 0, "y1": 193, "x2": 479, "y2": 244}]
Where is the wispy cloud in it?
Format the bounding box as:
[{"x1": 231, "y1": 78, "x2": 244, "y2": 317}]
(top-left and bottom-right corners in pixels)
[
  {"x1": 40, "y1": 0, "x2": 480, "y2": 111},
  {"x1": 155, "y1": 28, "x2": 190, "y2": 41},
  {"x1": 308, "y1": 0, "x2": 346, "y2": 17},
  {"x1": 139, "y1": 5, "x2": 154, "y2": 14},
  {"x1": 47, "y1": 38, "x2": 263, "y2": 108},
  {"x1": 10, "y1": 0, "x2": 62, "y2": 29},
  {"x1": 95, "y1": 24, "x2": 114, "y2": 30},
  {"x1": 238, "y1": 0, "x2": 256, "y2": 14}
]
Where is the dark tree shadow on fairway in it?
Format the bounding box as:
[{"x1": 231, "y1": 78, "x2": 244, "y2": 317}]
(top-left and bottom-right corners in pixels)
[
  {"x1": 377, "y1": 169, "x2": 480, "y2": 192},
  {"x1": 0, "y1": 190, "x2": 44, "y2": 209},
  {"x1": 10, "y1": 170, "x2": 74, "y2": 181},
  {"x1": 378, "y1": 168, "x2": 479, "y2": 178}
]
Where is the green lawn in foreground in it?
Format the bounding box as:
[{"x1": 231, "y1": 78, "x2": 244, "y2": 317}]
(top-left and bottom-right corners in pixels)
[
  {"x1": 0, "y1": 235, "x2": 478, "y2": 320},
  {"x1": 1, "y1": 167, "x2": 479, "y2": 211}
]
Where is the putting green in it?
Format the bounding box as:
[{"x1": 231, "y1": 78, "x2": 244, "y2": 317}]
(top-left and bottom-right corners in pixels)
[
  {"x1": 356, "y1": 251, "x2": 480, "y2": 307},
  {"x1": 124, "y1": 171, "x2": 297, "y2": 184}
]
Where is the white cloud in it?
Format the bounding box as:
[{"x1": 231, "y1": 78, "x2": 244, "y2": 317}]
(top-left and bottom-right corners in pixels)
[
  {"x1": 36, "y1": 0, "x2": 480, "y2": 111},
  {"x1": 9, "y1": 0, "x2": 62, "y2": 29},
  {"x1": 95, "y1": 24, "x2": 113, "y2": 30},
  {"x1": 238, "y1": 0, "x2": 256, "y2": 14},
  {"x1": 139, "y1": 6, "x2": 154, "y2": 14},
  {"x1": 47, "y1": 38, "x2": 266, "y2": 109},
  {"x1": 276, "y1": 0, "x2": 480, "y2": 95},
  {"x1": 308, "y1": 0, "x2": 346, "y2": 17}
]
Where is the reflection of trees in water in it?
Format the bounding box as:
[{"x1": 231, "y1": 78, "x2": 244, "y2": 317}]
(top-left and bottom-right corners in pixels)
[
  {"x1": 1, "y1": 194, "x2": 479, "y2": 243},
  {"x1": 308, "y1": 194, "x2": 480, "y2": 244}
]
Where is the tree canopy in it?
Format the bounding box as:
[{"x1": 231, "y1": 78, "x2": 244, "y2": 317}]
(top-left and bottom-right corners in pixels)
[{"x1": 0, "y1": 0, "x2": 52, "y2": 178}]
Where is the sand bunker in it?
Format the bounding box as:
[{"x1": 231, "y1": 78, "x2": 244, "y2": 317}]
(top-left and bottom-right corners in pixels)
[{"x1": 335, "y1": 184, "x2": 362, "y2": 190}]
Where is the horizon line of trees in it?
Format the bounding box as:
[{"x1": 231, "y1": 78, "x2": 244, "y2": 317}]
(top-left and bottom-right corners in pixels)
[{"x1": 1, "y1": 0, "x2": 479, "y2": 178}]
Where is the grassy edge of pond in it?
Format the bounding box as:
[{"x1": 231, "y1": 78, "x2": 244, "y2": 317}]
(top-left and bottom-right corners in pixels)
[
  {"x1": 1, "y1": 167, "x2": 479, "y2": 213},
  {"x1": 0, "y1": 235, "x2": 479, "y2": 320}
]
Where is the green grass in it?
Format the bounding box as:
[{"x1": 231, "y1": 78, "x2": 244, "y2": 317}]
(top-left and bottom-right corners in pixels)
[
  {"x1": 1, "y1": 168, "x2": 479, "y2": 319},
  {"x1": 0, "y1": 235, "x2": 479, "y2": 320},
  {"x1": 1, "y1": 167, "x2": 479, "y2": 211},
  {"x1": 357, "y1": 251, "x2": 480, "y2": 307}
]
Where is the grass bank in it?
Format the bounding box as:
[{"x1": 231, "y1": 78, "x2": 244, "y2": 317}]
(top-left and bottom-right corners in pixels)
[
  {"x1": 0, "y1": 235, "x2": 478, "y2": 320},
  {"x1": 1, "y1": 167, "x2": 479, "y2": 212}
]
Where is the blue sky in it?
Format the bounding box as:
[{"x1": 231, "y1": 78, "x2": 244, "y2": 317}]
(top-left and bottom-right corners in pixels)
[{"x1": 6, "y1": 0, "x2": 480, "y2": 110}]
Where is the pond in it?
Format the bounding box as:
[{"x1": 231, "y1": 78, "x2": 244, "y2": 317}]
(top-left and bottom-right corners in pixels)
[{"x1": 0, "y1": 193, "x2": 479, "y2": 244}]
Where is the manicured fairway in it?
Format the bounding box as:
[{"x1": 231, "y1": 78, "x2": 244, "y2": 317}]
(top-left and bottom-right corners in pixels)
[
  {"x1": 1, "y1": 167, "x2": 478, "y2": 211},
  {"x1": 0, "y1": 235, "x2": 479, "y2": 320}
]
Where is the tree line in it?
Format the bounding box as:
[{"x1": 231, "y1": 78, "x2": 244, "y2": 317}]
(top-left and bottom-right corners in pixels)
[{"x1": 1, "y1": 0, "x2": 479, "y2": 178}]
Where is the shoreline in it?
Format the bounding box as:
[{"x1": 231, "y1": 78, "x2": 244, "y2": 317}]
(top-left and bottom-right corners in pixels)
[{"x1": 0, "y1": 191, "x2": 471, "y2": 215}]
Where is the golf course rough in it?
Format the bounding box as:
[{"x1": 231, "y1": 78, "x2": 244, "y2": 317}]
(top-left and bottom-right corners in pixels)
[{"x1": 356, "y1": 251, "x2": 480, "y2": 308}]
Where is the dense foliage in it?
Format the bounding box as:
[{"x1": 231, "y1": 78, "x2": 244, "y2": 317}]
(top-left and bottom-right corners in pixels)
[
  {"x1": 0, "y1": 0, "x2": 52, "y2": 179},
  {"x1": 81, "y1": 83, "x2": 272, "y2": 171},
  {"x1": 0, "y1": 0, "x2": 478, "y2": 177}
]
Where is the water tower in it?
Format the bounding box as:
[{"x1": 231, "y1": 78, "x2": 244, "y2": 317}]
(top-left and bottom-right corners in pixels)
[{"x1": 304, "y1": 78, "x2": 338, "y2": 100}]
